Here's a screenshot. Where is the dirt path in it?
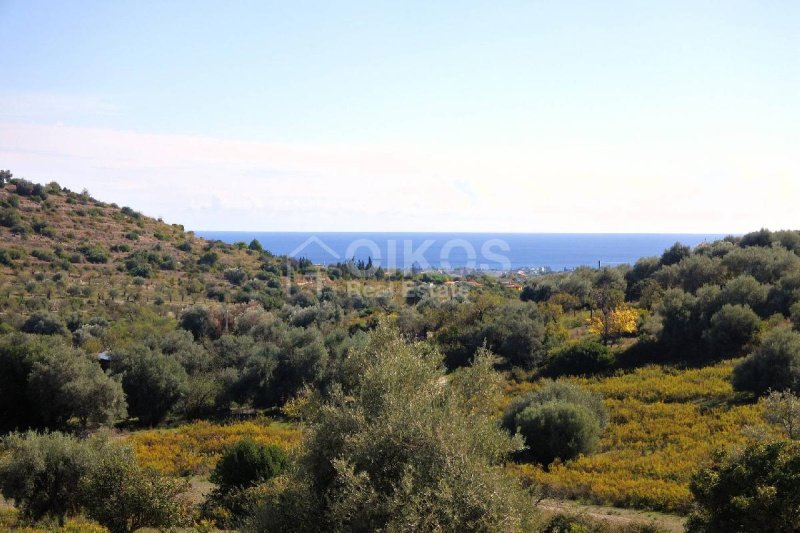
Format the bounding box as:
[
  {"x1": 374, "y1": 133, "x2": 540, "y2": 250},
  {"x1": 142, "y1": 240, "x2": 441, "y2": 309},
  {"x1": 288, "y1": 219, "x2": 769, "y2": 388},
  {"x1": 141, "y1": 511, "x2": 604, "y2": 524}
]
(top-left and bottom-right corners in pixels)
[{"x1": 538, "y1": 498, "x2": 686, "y2": 532}]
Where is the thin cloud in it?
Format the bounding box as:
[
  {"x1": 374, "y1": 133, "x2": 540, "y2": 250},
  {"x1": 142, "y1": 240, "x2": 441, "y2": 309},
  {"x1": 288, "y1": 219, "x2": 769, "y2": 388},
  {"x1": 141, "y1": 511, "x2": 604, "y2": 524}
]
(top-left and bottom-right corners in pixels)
[{"x1": 0, "y1": 121, "x2": 796, "y2": 233}]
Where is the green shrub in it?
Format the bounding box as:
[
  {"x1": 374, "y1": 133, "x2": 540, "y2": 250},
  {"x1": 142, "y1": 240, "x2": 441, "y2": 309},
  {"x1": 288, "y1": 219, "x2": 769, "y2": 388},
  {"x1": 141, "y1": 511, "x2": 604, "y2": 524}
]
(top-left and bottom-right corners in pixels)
[
  {"x1": 502, "y1": 381, "x2": 607, "y2": 465},
  {"x1": 514, "y1": 401, "x2": 602, "y2": 465},
  {"x1": 179, "y1": 304, "x2": 216, "y2": 340},
  {"x1": 703, "y1": 304, "x2": 761, "y2": 358},
  {"x1": 12, "y1": 179, "x2": 47, "y2": 199},
  {"x1": 545, "y1": 340, "x2": 615, "y2": 377},
  {"x1": 791, "y1": 301, "x2": 800, "y2": 331},
  {"x1": 80, "y1": 444, "x2": 189, "y2": 533},
  {"x1": 20, "y1": 311, "x2": 68, "y2": 335},
  {"x1": 687, "y1": 441, "x2": 800, "y2": 532},
  {"x1": 0, "y1": 207, "x2": 22, "y2": 228},
  {"x1": 0, "y1": 431, "x2": 99, "y2": 526},
  {"x1": 199, "y1": 251, "x2": 219, "y2": 266},
  {"x1": 211, "y1": 439, "x2": 288, "y2": 491},
  {"x1": 224, "y1": 267, "x2": 248, "y2": 285},
  {"x1": 732, "y1": 326, "x2": 800, "y2": 395},
  {"x1": 110, "y1": 345, "x2": 189, "y2": 425},
  {"x1": 79, "y1": 244, "x2": 109, "y2": 264},
  {"x1": 255, "y1": 325, "x2": 533, "y2": 531},
  {"x1": 30, "y1": 248, "x2": 56, "y2": 262},
  {"x1": 0, "y1": 334, "x2": 125, "y2": 431},
  {"x1": 541, "y1": 513, "x2": 666, "y2": 532},
  {"x1": 27, "y1": 349, "x2": 127, "y2": 429}
]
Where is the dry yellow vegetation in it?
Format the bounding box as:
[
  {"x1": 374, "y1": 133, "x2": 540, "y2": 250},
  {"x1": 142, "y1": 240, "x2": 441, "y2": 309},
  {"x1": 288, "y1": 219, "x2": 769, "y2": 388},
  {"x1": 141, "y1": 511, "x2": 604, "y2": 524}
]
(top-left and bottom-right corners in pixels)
[
  {"x1": 507, "y1": 360, "x2": 774, "y2": 514},
  {"x1": 127, "y1": 418, "x2": 301, "y2": 477},
  {"x1": 0, "y1": 507, "x2": 107, "y2": 532}
]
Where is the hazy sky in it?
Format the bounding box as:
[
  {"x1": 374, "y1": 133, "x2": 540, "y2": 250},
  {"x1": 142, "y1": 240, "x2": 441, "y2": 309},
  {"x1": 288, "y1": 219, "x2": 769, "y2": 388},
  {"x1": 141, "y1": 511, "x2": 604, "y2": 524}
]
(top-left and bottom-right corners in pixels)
[{"x1": 1, "y1": 1, "x2": 798, "y2": 232}]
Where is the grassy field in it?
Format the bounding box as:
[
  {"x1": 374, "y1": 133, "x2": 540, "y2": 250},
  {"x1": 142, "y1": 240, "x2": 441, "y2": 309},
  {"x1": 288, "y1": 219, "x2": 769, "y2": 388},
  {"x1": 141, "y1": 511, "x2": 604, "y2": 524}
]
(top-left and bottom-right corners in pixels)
[
  {"x1": 127, "y1": 417, "x2": 302, "y2": 477},
  {"x1": 507, "y1": 360, "x2": 771, "y2": 513},
  {"x1": 126, "y1": 362, "x2": 769, "y2": 516}
]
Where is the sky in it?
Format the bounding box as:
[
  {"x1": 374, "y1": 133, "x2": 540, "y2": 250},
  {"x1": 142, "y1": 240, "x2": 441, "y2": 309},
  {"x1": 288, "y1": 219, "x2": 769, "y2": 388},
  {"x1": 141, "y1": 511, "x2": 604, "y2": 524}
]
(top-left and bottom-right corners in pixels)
[{"x1": 0, "y1": 1, "x2": 798, "y2": 233}]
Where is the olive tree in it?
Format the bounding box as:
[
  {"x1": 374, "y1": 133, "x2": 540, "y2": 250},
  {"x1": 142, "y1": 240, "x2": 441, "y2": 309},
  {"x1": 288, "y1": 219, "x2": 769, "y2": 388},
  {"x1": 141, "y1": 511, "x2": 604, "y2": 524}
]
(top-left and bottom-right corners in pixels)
[
  {"x1": 502, "y1": 381, "x2": 607, "y2": 465},
  {"x1": 111, "y1": 345, "x2": 188, "y2": 425},
  {"x1": 687, "y1": 441, "x2": 800, "y2": 532},
  {"x1": 762, "y1": 389, "x2": 800, "y2": 440},
  {"x1": 27, "y1": 349, "x2": 127, "y2": 429},
  {"x1": 732, "y1": 326, "x2": 800, "y2": 395},
  {"x1": 703, "y1": 304, "x2": 761, "y2": 358},
  {"x1": 0, "y1": 431, "x2": 101, "y2": 526},
  {"x1": 249, "y1": 324, "x2": 534, "y2": 532},
  {"x1": 80, "y1": 444, "x2": 189, "y2": 533},
  {"x1": 0, "y1": 334, "x2": 125, "y2": 431}
]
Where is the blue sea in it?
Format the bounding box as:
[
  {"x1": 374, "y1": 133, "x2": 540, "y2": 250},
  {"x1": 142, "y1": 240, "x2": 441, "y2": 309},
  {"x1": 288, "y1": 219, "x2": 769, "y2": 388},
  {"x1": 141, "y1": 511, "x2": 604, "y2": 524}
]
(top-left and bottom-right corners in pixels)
[{"x1": 195, "y1": 232, "x2": 728, "y2": 272}]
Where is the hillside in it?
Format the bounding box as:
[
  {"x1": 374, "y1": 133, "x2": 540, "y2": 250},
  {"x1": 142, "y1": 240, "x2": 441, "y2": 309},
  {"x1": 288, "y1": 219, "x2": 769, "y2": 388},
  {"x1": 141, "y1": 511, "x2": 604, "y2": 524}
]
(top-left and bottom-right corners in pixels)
[
  {"x1": 3, "y1": 175, "x2": 800, "y2": 531},
  {"x1": 0, "y1": 176, "x2": 297, "y2": 333}
]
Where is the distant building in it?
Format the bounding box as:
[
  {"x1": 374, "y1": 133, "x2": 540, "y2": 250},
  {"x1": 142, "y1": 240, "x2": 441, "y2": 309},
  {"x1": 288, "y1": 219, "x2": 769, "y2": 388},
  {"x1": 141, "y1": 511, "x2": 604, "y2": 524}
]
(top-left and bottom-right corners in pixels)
[{"x1": 97, "y1": 351, "x2": 112, "y2": 371}]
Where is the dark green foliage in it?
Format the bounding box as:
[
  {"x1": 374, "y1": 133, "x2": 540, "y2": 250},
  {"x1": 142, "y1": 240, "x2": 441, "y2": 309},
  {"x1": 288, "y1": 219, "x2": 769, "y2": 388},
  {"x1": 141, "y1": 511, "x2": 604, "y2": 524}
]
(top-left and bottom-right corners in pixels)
[
  {"x1": 249, "y1": 239, "x2": 263, "y2": 252},
  {"x1": 502, "y1": 381, "x2": 607, "y2": 465},
  {"x1": 120, "y1": 206, "x2": 141, "y2": 218},
  {"x1": 719, "y1": 275, "x2": 769, "y2": 314},
  {"x1": 656, "y1": 289, "x2": 702, "y2": 356},
  {"x1": 123, "y1": 249, "x2": 175, "y2": 277},
  {"x1": 179, "y1": 304, "x2": 217, "y2": 340},
  {"x1": 625, "y1": 256, "x2": 661, "y2": 300},
  {"x1": 111, "y1": 345, "x2": 189, "y2": 425},
  {"x1": 232, "y1": 325, "x2": 328, "y2": 407},
  {"x1": 30, "y1": 248, "x2": 56, "y2": 262},
  {"x1": 12, "y1": 179, "x2": 47, "y2": 200},
  {"x1": 0, "y1": 206, "x2": 22, "y2": 228},
  {"x1": 30, "y1": 219, "x2": 55, "y2": 237},
  {"x1": 721, "y1": 246, "x2": 800, "y2": 284},
  {"x1": 791, "y1": 301, "x2": 800, "y2": 331},
  {"x1": 703, "y1": 304, "x2": 760, "y2": 358},
  {"x1": 27, "y1": 348, "x2": 127, "y2": 429},
  {"x1": 687, "y1": 441, "x2": 800, "y2": 532},
  {"x1": 0, "y1": 335, "x2": 47, "y2": 432},
  {"x1": 739, "y1": 228, "x2": 774, "y2": 248},
  {"x1": 514, "y1": 401, "x2": 602, "y2": 465},
  {"x1": 480, "y1": 302, "x2": 548, "y2": 368},
  {"x1": 732, "y1": 326, "x2": 800, "y2": 395},
  {"x1": 78, "y1": 244, "x2": 109, "y2": 264},
  {"x1": 199, "y1": 251, "x2": 219, "y2": 266},
  {"x1": 545, "y1": 340, "x2": 615, "y2": 377},
  {"x1": 224, "y1": 267, "x2": 248, "y2": 285},
  {"x1": 253, "y1": 325, "x2": 533, "y2": 532},
  {"x1": 673, "y1": 255, "x2": 726, "y2": 293},
  {"x1": 159, "y1": 329, "x2": 213, "y2": 375},
  {"x1": 438, "y1": 300, "x2": 548, "y2": 370},
  {"x1": 520, "y1": 278, "x2": 556, "y2": 302},
  {"x1": 20, "y1": 311, "x2": 68, "y2": 335},
  {"x1": 660, "y1": 242, "x2": 690, "y2": 266},
  {"x1": 211, "y1": 439, "x2": 288, "y2": 490},
  {"x1": 0, "y1": 431, "x2": 105, "y2": 525},
  {"x1": 80, "y1": 444, "x2": 189, "y2": 533}
]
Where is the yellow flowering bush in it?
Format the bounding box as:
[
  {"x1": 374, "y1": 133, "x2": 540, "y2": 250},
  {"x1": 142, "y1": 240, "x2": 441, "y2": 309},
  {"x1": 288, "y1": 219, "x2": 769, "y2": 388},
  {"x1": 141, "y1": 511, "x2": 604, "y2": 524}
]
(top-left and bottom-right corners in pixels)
[{"x1": 127, "y1": 418, "x2": 301, "y2": 477}]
